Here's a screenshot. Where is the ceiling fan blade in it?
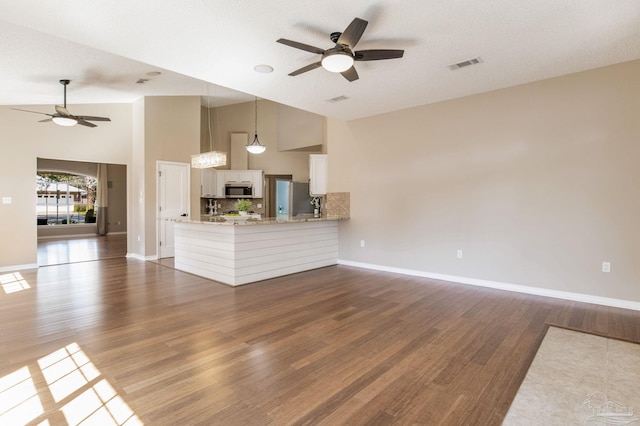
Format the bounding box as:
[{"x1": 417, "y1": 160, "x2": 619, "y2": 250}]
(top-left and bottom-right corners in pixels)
[
  {"x1": 289, "y1": 61, "x2": 322, "y2": 76},
  {"x1": 337, "y1": 18, "x2": 368, "y2": 48},
  {"x1": 341, "y1": 66, "x2": 359, "y2": 82},
  {"x1": 277, "y1": 38, "x2": 325, "y2": 55},
  {"x1": 55, "y1": 105, "x2": 72, "y2": 117},
  {"x1": 11, "y1": 108, "x2": 52, "y2": 117},
  {"x1": 355, "y1": 49, "x2": 405, "y2": 61},
  {"x1": 76, "y1": 119, "x2": 97, "y2": 128},
  {"x1": 77, "y1": 115, "x2": 111, "y2": 122},
  {"x1": 39, "y1": 118, "x2": 53, "y2": 123}
]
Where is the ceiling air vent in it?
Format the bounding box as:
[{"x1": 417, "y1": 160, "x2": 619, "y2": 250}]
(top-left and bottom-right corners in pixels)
[
  {"x1": 448, "y1": 57, "x2": 483, "y2": 70},
  {"x1": 326, "y1": 95, "x2": 349, "y2": 103}
]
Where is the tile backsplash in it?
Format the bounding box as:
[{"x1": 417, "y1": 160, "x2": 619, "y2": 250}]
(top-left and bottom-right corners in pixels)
[
  {"x1": 201, "y1": 198, "x2": 264, "y2": 215},
  {"x1": 201, "y1": 193, "x2": 349, "y2": 218},
  {"x1": 324, "y1": 192, "x2": 350, "y2": 218}
]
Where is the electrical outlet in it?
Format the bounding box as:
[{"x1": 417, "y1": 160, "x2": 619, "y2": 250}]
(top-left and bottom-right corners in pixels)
[
  {"x1": 457, "y1": 250, "x2": 463, "y2": 259},
  {"x1": 257, "y1": 203, "x2": 263, "y2": 208},
  {"x1": 602, "y1": 262, "x2": 611, "y2": 273},
  {"x1": 360, "y1": 240, "x2": 365, "y2": 248},
  {"x1": 2, "y1": 197, "x2": 11, "y2": 204}
]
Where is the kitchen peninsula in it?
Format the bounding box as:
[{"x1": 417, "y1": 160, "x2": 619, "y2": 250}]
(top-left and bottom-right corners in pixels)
[{"x1": 174, "y1": 215, "x2": 347, "y2": 286}]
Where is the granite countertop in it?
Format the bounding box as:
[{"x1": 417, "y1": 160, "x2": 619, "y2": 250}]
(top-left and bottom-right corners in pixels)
[{"x1": 178, "y1": 215, "x2": 349, "y2": 226}]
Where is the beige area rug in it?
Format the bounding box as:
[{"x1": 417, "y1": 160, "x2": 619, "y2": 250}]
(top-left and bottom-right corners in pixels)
[{"x1": 503, "y1": 326, "x2": 640, "y2": 425}]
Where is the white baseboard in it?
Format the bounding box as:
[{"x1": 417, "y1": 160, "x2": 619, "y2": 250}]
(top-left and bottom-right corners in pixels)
[
  {"x1": 337, "y1": 259, "x2": 640, "y2": 312},
  {"x1": 38, "y1": 232, "x2": 127, "y2": 240},
  {"x1": 0, "y1": 263, "x2": 39, "y2": 272},
  {"x1": 38, "y1": 233, "x2": 97, "y2": 240},
  {"x1": 126, "y1": 253, "x2": 158, "y2": 261}
]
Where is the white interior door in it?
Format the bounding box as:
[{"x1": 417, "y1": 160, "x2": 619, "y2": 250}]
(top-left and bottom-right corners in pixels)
[{"x1": 158, "y1": 161, "x2": 190, "y2": 258}]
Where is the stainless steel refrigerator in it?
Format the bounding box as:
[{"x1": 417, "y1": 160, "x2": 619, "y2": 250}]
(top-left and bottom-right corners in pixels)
[{"x1": 275, "y1": 180, "x2": 313, "y2": 219}]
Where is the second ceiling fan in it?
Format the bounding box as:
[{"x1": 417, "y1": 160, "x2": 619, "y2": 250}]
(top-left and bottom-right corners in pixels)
[{"x1": 277, "y1": 17, "x2": 404, "y2": 82}]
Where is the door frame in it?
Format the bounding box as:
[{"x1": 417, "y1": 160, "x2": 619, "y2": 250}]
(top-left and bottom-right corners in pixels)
[{"x1": 156, "y1": 160, "x2": 190, "y2": 259}]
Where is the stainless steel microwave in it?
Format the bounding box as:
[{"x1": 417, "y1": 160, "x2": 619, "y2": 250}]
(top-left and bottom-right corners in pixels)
[{"x1": 225, "y1": 182, "x2": 253, "y2": 198}]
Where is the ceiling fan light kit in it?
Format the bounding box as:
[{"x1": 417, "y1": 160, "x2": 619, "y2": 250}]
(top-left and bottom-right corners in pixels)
[
  {"x1": 321, "y1": 50, "x2": 354, "y2": 73},
  {"x1": 52, "y1": 116, "x2": 77, "y2": 126},
  {"x1": 277, "y1": 17, "x2": 404, "y2": 82}
]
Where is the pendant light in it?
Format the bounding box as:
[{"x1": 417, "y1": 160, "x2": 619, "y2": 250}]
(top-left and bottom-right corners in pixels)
[
  {"x1": 191, "y1": 84, "x2": 227, "y2": 168},
  {"x1": 246, "y1": 97, "x2": 266, "y2": 154}
]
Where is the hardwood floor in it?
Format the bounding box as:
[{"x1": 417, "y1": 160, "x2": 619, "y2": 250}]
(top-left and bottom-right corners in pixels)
[
  {"x1": 1, "y1": 259, "x2": 639, "y2": 425},
  {"x1": 37, "y1": 234, "x2": 127, "y2": 266}
]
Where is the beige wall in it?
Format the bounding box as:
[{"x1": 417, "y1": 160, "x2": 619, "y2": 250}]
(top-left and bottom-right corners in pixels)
[
  {"x1": 105, "y1": 163, "x2": 127, "y2": 234},
  {"x1": 140, "y1": 96, "x2": 201, "y2": 257},
  {"x1": 328, "y1": 60, "x2": 640, "y2": 303},
  {"x1": 0, "y1": 103, "x2": 132, "y2": 268},
  {"x1": 131, "y1": 97, "x2": 146, "y2": 256},
  {"x1": 207, "y1": 100, "x2": 319, "y2": 181},
  {"x1": 277, "y1": 103, "x2": 325, "y2": 151}
]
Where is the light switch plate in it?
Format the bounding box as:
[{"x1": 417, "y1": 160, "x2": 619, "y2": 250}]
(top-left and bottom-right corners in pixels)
[{"x1": 2, "y1": 197, "x2": 11, "y2": 204}]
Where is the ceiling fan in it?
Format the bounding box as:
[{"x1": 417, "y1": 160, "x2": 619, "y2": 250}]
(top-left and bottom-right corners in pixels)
[
  {"x1": 277, "y1": 17, "x2": 404, "y2": 82},
  {"x1": 12, "y1": 79, "x2": 111, "y2": 128}
]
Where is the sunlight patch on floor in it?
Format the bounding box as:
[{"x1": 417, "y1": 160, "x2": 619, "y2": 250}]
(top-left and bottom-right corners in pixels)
[
  {"x1": 0, "y1": 272, "x2": 31, "y2": 294},
  {"x1": 0, "y1": 366, "x2": 44, "y2": 423},
  {"x1": 0, "y1": 342, "x2": 143, "y2": 425}
]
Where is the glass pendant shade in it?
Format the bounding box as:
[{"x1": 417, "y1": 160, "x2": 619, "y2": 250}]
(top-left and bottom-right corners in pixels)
[
  {"x1": 246, "y1": 134, "x2": 266, "y2": 154},
  {"x1": 321, "y1": 52, "x2": 354, "y2": 73},
  {"x1": 52, "y1": 116, "x2": 78, "y2": 126},
  {"x1": 191, "y1": 151, "x2": 227, "y2": 168}
]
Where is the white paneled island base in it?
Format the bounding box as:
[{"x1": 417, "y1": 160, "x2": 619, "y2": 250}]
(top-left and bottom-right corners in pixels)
[{"x1": 174, "y1": 219, "x2": 340, "y2": 286}]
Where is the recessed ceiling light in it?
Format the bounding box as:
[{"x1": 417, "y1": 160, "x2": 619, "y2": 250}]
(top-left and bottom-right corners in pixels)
[
  {"x1": 253, "y1": 64, "x2": 274, "y2": 74},
  {"x1": 146, "y1": 71, "x2": 162, "y2": 77}
]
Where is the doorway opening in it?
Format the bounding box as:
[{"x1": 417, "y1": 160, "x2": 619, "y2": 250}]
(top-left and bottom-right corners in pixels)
[{"x1": 37, "y1": 158, "x2": 127, "y2": 266}]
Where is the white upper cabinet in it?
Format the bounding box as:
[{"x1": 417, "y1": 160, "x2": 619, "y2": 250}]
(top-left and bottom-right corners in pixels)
[
  {"x1": 201, "y1": 169, "x2": 217, "y2": 198},
  {"x1": 309, "y1": 154, "x2": 328, "y2": 195},
  {"x1": 223, "y1": 171, "x2": 253, "y2": 183},
  {"x1": 215, "y1": 171, "x2": 226, "y2": 198},
  {"x1": 251, "y1": 170, "x2": 263, "y2": 198}
]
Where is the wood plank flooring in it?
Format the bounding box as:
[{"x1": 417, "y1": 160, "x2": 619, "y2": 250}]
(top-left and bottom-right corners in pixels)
[
  {"x1": 1, "y1": 258, "x2": 639, "y2": 425},
  {"x1": 37, "y1": 234, "x2": 127, "y2": 266}
]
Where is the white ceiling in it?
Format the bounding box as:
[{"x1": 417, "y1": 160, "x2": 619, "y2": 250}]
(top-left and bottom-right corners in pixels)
[{"x1": 1, "y1": 0, "x2": 639, "y2": 121}]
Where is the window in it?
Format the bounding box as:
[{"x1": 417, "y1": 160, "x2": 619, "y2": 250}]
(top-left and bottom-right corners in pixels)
[{"x1": 37, "y1": 173, "x2": 97, "y2": 225}]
